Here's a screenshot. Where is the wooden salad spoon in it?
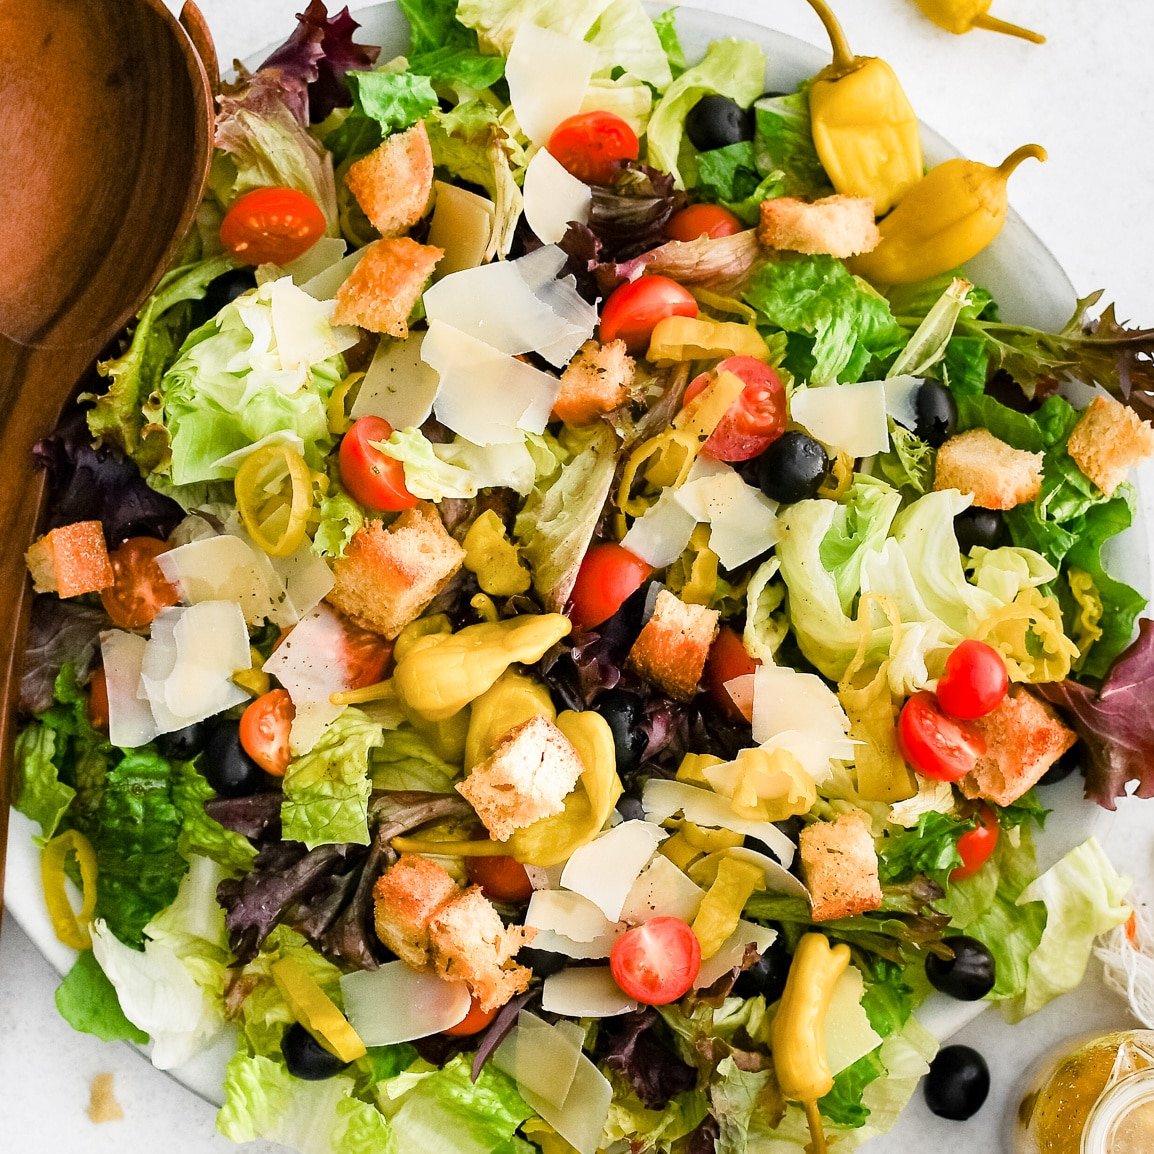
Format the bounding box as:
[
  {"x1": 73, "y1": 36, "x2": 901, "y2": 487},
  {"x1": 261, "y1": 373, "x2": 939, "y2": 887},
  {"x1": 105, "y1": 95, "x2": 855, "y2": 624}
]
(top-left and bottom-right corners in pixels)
[{"x1": 0, "y1": 0, "x2": 217, "y2": 923}]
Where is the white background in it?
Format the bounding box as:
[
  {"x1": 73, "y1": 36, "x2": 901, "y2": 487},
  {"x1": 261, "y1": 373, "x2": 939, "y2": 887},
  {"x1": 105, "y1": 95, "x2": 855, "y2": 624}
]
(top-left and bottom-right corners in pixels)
[{"x1": 4, "y1": 1, "x2": 1154, "y2": 1151}]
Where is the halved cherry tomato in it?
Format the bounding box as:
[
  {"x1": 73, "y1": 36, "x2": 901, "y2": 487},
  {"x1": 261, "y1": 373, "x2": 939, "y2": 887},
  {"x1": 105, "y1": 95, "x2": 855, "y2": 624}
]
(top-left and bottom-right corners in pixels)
[
  {"x1": 610, "y1": 917, "x2": 701, "y2": 1005},
  {"x1": 100, "y1": 536, "x2": 180, "y2": 630},
  {"x1": 338, "y1": 416, "x2": 419, "y2": 513},
  {"x1": 705, "y1": 626, "x2": 758, "y2": 721},
  {"x1": 567, "y1": 543, "x2": 653, "y2": 631},
  {"x1": 683, "y1": 356, "x2": 787, "y2": 462},
  {"x1": 600, "y1": 276, "x2": 699, "y2": 354},
  {"x1": 466, "y1": 855, "x2": 534, "y2": 903},
  {"x1": 897, "y1": 691, "x2": 986, "y2": 782},
  {"x1": 936, "y1": 640, "x2": 1009, "y2": 721},
  {"x1": 88, "y1": 668, "x2": 109, "y2": 733},
  {"x1": 336, "y1": 616, "x2": 394, "y2": 689},
  {"x1": 665, "y1": 204, "x2": 743, "y2": 242},
  {"x1": 951, "y1": 806, "x2": 999, "y2": 881},
  {"x1": 441, "y1": 996, "x2": 498, "y2": 1037},
  {"x1": 547, "y1": 111, "x2": 640, "y2": 185},
  {"x1": 240, "y1": 689, "x2": 296, "y2": 776},
  {"x1": 220, "y1": 187, "x2": 326, "y2": 266}
]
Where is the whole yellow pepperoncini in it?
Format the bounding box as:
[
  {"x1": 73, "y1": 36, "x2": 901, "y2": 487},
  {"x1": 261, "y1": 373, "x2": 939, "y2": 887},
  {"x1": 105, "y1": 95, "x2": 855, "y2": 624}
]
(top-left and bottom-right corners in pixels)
[
  {"x1": 771, "y1": 933, "x2": 852, "y2": 1154},
  {"x1": 913, "y1": 0, "x2": 1044, "y2": 43},
  {"x1": 805, "y1": 0, "x2": 923, "y2": 216},
  {"x1": 851, "y1": 143, "x2": 1047, "y2": 285}
]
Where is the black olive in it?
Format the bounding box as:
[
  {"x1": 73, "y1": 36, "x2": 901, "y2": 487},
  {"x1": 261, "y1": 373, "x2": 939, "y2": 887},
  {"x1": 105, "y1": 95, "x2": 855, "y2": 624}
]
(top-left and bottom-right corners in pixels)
[
  {"x1": 156, "y1": 721, "x2": 208, "y2": 761},
  {"x1": 953, "y1": 506, "x2": 1009, "y2": 553},
  {"x1": 685, "y1": 95, "x2": 754, "y2": 152},
  {"x1": 1038, "y1": 743, "x2": 1081, "y2": 787},
  {"x1": 281, "y1": 1023, "x2": 350, "y2": 1081},
  {"x1": 733, "y1": 934, "x2": 790, "y2": 1002},
  {"x1": 913, "y1": 381, "x2": 957, "y2": 447},
  {"x1": 924, "y1": 1044, "x2": 990, "y2": 1120},
  {"x1": 200, "y1": 718, "x2": 270, "y2": 798},
  {"x1": 201, "y1": 267, "x2": 257, "y2": 317},
  {"x1": 594, "y1": 689, "x2": 647, "y2": 776},
  {"x1": 615, "y1": 793, "x2": 647, "y2": 823},
  {"x1": 925, "y1": 936, "x2": 996, "y2": 1001},
  {"x1": 518, "y1": 947, "x2": 567, "y2": 979},
  {"x1": 741, "y1": 837, "x2": 782, "y2": 865},
  {"x1": 753, "y1": 431, "x2": 830, "y2": 504}
]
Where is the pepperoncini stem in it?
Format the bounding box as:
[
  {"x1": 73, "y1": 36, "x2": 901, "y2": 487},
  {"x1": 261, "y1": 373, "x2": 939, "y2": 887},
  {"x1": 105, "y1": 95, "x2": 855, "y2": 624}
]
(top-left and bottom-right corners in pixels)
[
  {"x1": 914, "y1": 0, "x2": 1044, "y2": 42},
  {"x1": 390, "y1": 835, "x2": 511, "y2": 856},
  {"x1": 973, "y1": 13, "x2": 1044, "y2": 41},
  {"x1": 999, "y1": 142, "x2": 1048, "y2": 177},
  {"x1": 806, "y1": 0, "x2": 856, "y2": 73}
]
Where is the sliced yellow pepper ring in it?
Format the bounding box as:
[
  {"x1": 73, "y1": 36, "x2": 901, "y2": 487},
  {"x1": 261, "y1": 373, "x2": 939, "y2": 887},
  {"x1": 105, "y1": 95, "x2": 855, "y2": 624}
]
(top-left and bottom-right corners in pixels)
[
  {"x1": 815, "y1": 445, "x2": 853, "y2": 500},
  {"x1": 234, "y1": 442, "x2": 314, "y2": 558},
  {"x1": 975, "y1": 588, "x2": 1079, "y2": 683},
  {"x1": 646, "y1": 315, "x2": 769, "y2": 364},
  {"x1": 1068, "y1": 569, "x2": 1104, "y2": 672},
  {"x1": 271, "y1": 955, "x2": 366, "y2": 1063},
  {"x1": 675, "y1": 752, "x2": 724, "y2": 786},
  {"x1": 41, "y1": 829, "x2": 98, "y2": 950},
  {"x1": 691, "y1": 856, "x2": 765, "y2": 960},
  {"x1": 327, "y1": 371, "x2": 362, "y2": 436}
]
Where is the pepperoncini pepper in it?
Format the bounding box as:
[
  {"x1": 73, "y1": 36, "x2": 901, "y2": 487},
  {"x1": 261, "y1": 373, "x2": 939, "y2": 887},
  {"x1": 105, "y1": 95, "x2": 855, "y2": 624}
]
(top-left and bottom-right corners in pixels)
[
  {"x1": 41, "y1": 829, "x2": 98, "y2": 950},
  {"x1": 851, "y1": 143, "x2": 1047, "y2": 285},
  {"x1": 805, "y1": 0, "x2": 923, "y2": 216},
  {"x1": 770, "y1": 932, "x2": 852, "y2": 1154},
  {"x1": 913, "y1": 0, "x2": 1044, "y2": 43}
]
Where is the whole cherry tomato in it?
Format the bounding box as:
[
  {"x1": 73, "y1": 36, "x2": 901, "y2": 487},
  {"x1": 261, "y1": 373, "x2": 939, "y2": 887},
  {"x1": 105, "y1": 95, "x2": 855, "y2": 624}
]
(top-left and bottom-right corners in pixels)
[
  {"x1": 441, "y1": 996, "x2": 498, "y2": 1037},
  {"x1": 466, "y1": 855, "x2": 534, "y2": 903},
  {"x1": 936, "y1": 640, "x2": 1009, "y2": 720},
  {"x1": 951, "y1": 806, "x2": 999, "y2": 881},
  {"x1": 683, "y1": 356, "x2": 787, "y2": 462},
  {"x1": 220, "y1": 187, "x2": 326, "y2": 266},
  {"x1": 599, "y1": 276, "x2": 698, "y2": 354},
  {"x1": 547, "y1": 111, "x2": 640, "y2": 185},
  {"x1": 665, "y1": 203, "x2": 743, "y2": 242},
  {"x1": 897, "y1": 692, "x2": 985, "y2": 782}
]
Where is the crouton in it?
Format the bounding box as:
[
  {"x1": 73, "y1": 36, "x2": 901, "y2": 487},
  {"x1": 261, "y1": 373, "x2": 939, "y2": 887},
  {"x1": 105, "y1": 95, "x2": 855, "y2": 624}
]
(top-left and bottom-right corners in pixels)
[
  {"x1": 331, "y1": 236, "x2": 442, "y2": 338},
  {"x1": 372, "y1": 854, "x2": 460, "y2": 968},
  {"x1": 1066, "y1": 394, "x2": 1154, "y2": 498},
  {"x1": 799, "y1": 810, "x2": 882, "y2": 922},
  {"x1": 960, "y1": 686, "x2": 1076, "y2": 807},
  {"x1": 457, "y1": 715, "x2": 583, "y2": 841},
  {"x1": 552, "y1": 339, "x2": 635, "y2": 425},
  {"x1": 427, "y1": 886, "x2": 534, "y2": 1012},
  {"x1": 326, "y1": 504, "x2": 464, "y2": 639},
  {"x1": 933, "y1": 428, "x2": 1044, "y2": 510},
  {"x1": 626, "y1": 589, "x2": 720, "y2": 701},
  {"x1": 758, "y1": 195, "x2": 880, "y2": 259},
  {"x1": 25, "y1": 521, "x2": 114, "y2": 598},
  {"x1": 345, "y1": 121, "x2": 434, "y2": 238}
]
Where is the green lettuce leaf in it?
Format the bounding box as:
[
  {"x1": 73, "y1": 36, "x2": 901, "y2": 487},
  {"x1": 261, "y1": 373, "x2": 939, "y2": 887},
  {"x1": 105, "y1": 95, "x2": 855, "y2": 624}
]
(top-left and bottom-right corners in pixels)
[
  {"x1": 752, "y1": 88, "x2": 831, "y2": 200},
  {"x1": 370, "y1": 729, "x2": 460, "y2": 792},
  {"x1": 12, "y1": 721, "x2": 75, "y2": 843},
  {"x1": 324, "y1": 70, "x2": 439, "y2": 167},
  {"x1": 876, "y1": 422, "x2": 934, "y2": 495},
  {"x1": 651, "y1": 8, "x2": 687, "y2": 79},
  {"x1": 399, "y1": 0, "x2": 506, "y2": 90},
  {"x1": 313, "y1": 487, "x2": 365, "y2": 559},
  {"x1": 55, "y1": 950, "x2": 149, "y2": 1044},
  {"x1": 695, "y1": 142, "x2": 785, "y2": 226},
  {"x1": 878, "y1": 811, "x2": 969, "y2": 890},
  {"x1": 172, "y1": 760, "x2": 258, "y2": 873},
  {"x1": 710, "y1": 1057, "x2": 773, "y2": 1154}
]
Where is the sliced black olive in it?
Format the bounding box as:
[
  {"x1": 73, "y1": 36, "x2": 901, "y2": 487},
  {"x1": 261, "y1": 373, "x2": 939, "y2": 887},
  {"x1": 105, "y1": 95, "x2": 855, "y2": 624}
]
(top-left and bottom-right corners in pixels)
[
  {"x1": 685, "y1": 95, "x2": 754, "y2": 151},
  {"x1": 518, "y1": 947, "x2": 568, "y2": 979},
  {"x1": 615, "y1": 793, "x2": 647, "y2": 823},
  {"x1": 732, "y1": 934, "x2": 790, "y2": 1002},
  {"x1": 201, "y1": 717, "x2": 269, "y2": 798},
  {"x1": 156, "y1": 720, "x2": 209, "y2": 761},
  {"x1": 913, "y1": 381, "x2": 957, "y2": 447},
  {"x1": 754, "y1": 431, "x2": 830, "y2": 504},
  {"x1": 953, "y1": 506, "x2": 1009, "y2": 553},
  {"x1": 281, "y1": 1023, "x2": 350, "y2": 1081},
  {"x1": 924, "y1": 1044, "x2": 990, "y2": 1120},
  {"x1": 201, "y1": 267, "x2": 257, "y2": 318},
  {"x1": 1038, "y1": 743, "x2": 1081, "y2": 786},
  {"x1": 925, "y1": 936, "x2": 996, "y2": 1001},
  {"x1": 595, "y1": 688, "x2": 647, "y2": 776}
]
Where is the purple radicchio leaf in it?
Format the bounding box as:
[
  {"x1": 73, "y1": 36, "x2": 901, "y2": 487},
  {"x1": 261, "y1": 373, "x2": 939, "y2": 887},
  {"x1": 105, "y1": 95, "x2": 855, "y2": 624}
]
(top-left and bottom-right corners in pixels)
[
  {"x1": 597, "y1": 1008, "x2": 698, "y2": 1109},
  {"x1": 470, "y1": 988, "x2": 540, "y2": 1082},
  {"x1": 204, "y1": 791, "x2": 284, "y2": 841},
  {"x1": 21, "y1": 596, "x2": 107, "y2": 715},
  {"x1": 686, "y1": 1115, "x2": 720, "y2": 1154}
]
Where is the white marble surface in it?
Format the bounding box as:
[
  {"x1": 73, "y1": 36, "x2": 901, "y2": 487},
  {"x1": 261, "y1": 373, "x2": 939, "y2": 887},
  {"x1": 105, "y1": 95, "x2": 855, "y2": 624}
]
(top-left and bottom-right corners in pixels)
[{"x1": 4, "y1": 1, "x2": 1154, "y2": 1151}]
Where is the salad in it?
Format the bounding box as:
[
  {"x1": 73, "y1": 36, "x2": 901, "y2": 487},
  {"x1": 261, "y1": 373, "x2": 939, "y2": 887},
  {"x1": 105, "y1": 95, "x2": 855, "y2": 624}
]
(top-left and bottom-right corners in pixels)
[{"x1": 12, "y1": 0, "x2": 1154, "y2": 1151}]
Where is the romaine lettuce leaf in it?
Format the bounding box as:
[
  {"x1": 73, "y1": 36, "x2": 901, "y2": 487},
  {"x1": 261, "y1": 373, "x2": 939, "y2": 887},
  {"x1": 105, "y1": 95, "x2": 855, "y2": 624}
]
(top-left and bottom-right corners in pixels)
[
  {"x1": 323, "y1": 70, "x2": 438, "y2": 167},
  {"x1": 752, "y1": 89, "x2": 831, "y2": 201},
  {"x1": 695, "y1": 142, "x2": 785, "y2": 226},
  {"x1": 172, "y1": 760, "x2": 258, "y2": 873},
  {"x1": 399, "y1": 0, "x2": 506, "y2": 90},
  {"x1": 12, "y1": 721, "x2": 75, "y2": 843},
  {"x1": 651, "y1": 8, "x2": 687, "y2": 79},
  {"x1": 370, "y1": 729, "x2": 460, "y2": 792},
  {"x1": 878, "y1": 811, "x2": 968, "y2": 890},
  {"x1": 55, "y1": 949, "x2": 149, "y2": 1044},
  {"x1": 313, "y1": 487, "x2": 365, "y2": 559}
]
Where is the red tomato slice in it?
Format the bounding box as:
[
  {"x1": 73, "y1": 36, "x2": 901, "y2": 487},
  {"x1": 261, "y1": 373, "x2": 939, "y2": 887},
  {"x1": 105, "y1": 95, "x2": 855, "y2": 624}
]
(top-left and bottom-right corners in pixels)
[
  {"x1": 683, "y1": 356, "x2": 787, "y2": 462},
  {"x1": 335, "y1": 617, "x2": 394, "y2": 689},
  {"x1": 705, "y1": 626, "x2": 759, "y2": 721},
  {"x1": 239, "y1": 689, "x2": 296, "y2": 776},
  {"x1": 441, "y1": 996, "x2": 498, "y2": 1037},
  {"x1": 220, "y1": 187, "x2": 326, "y2": 266},
  {"x1": 338, "y1": 416, "x2": 419, "y2": 513},
  {"x1": 466, "y1": 855, "x2": 534, "y2": 903},
  {"x1": 547, "y1": 111, "x2": 640, "y2": 185},
  {"x1": 936, "y1": 640, "x2": 1009, "y2": 720},
  {"x1": 665, "y1": 204, "x2": 743, "y2": 242},
  {"x1": 599, "y1": 276, "x2": 698, "y2": 354},
  {"x1": 88, "y1": 667, "x2": 110, "y2": 733},
  {"x1": 567, "y1": 543, "x2": 653, "y2": 631},
  {"x1": 951, "y1": 806, "x2": 999, "y2": 881},
  {"x1": 897, "y1": 692, "x2": 986, "y2": 782},
  {"x1": 610, "y1": 917, "x2": 701, "y2": 1005},
  {"x1": 100, "y1": 536, "x2": 180, "y2": 631}
]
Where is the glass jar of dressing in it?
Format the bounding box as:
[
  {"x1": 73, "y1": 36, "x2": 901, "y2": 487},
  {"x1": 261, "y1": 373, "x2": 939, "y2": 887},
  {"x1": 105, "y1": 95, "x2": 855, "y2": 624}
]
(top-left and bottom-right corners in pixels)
[{"x1": 1011, "y1": 1030, "x2": 1154, "y2": 1153}]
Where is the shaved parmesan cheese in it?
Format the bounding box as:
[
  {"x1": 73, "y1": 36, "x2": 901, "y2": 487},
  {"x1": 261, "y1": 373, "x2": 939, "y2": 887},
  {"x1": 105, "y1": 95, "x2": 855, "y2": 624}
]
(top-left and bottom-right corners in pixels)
[
  {"x1": 524, "y1": 148, "x2": 592, "y2": 245},
  {"x1": 789, "y1": 380, "x2": 890, "y2": 459},
  {"x1": 270, "y1": 545, "x2": 336, "y2": 621},
  {"x1": 279, "y1": 237, "x2": 348, "y2": 286},
  {"x1": 542, "y1": 967, "x2": 636, "y2": 1018},
  {"x1": 882, "y1": 374, "x2": 924, "y2": 430},
  {"x1": 688, "y1": 845, "x2": 809, "y2": 899},
  {"x1": 526, "y1": 928, "x2": 617, "y2": 959},
  {"x1": 518, "y1": 1043, "x2": 614, "y2": 1154},
  {"x1": 341, "y1": 963, "x2": 472, "y2": 1046},
  {"x1": 263, "y1": 603, "x2": 353, "y2": 704},
  {"x1": 694, "y1": 919, "x2": 777, "y2": 989},
  {"x1": 157, "y1": 534, "x2": 283, "y2": 626},
  {"x1": 301, "y1": 245, "x2": 369, "y2": 301},
  {"x1": 526, "y1": 890, "x2": 619, "y2": 942},
  {"x1": 619, "y1": 854, "x2": 704, "y2": 925},
  {"x1": 268, "y1": 277, "x2": 360, "y2": 370},
  {"x1": 422, "y1": 320, "x2": 559, "y2": 444},
  {"x1": 560, "y1": 820, "x2": 667, "y2": 922},
  {"x1": 427, "y1": 181, "x2": 495, "y2": 278},
  {"x1": 751, "y1": 664, "x2": 854, "y2": 780},
  {"x1": 353, "y1": 332, "x2": 441, "y2": 430},
  {"x1": 640, "y1": 779, "x2": 796, "y2": 868},
  {"x1": 621, "y1": 487, "x2": 698, "y2": 568},
  {"x1": 506, "y1": 23, "x2": 596, "y2": 145},
  {"x1": 101, "y1": 630, "x2": 157, "y2": 749},
  {"x1": 823, "y1": 965, "x2": 883, "y2": 1076},
  {"x1": 493, "y1": 1012, "x2": 583, "y2": 1109},
  {"x1": 674, "y1": 466, "x2": 779, "y2": 571}
]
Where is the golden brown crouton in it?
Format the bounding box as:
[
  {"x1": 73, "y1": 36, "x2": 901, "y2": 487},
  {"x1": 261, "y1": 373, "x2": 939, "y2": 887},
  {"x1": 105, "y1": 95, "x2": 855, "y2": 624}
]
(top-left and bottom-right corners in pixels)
[
  {"x1": 626, "y1": 589, "x2": 720, "y2": 701},
  {"x1": 345, "y1": 122, "x2": 435, "y2": 238},
  {"x1": 933, "y1": 428, "x2": 1044, "y2": 510},
  {"x1": 427, "y1": 887, "x2": 534, "y2": 1012},
  {"x1": 552, "y1": 339, "x2": 635, "y2": 425},
  {"x1": 326, "y1": 504, "x2": 464, "y2": 639},
  {"x1": 1066, "y1": 394, "x2": 1154, "y2": 498},
  {"x1": 372, "y1": 854, "x2": 461, "y2": 968},
  {"x1": 799, "y1": 811, "x2": 882, "y2": 922},
  {"x1": 960, "y1": 686, "x2": 1077, "y2": 807},
  {"x1": 25, "y1": 521, "x2": 114, "y2": 598},
  {"x1": 457, "y1": 715, "x2": 583, "y2": 841},
  {"x1": 331, "y1": 237, "x2": 443, "y2": 338},
  {"x1": 758, "y1": 195, "x2": 880, "y2": 259}
]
